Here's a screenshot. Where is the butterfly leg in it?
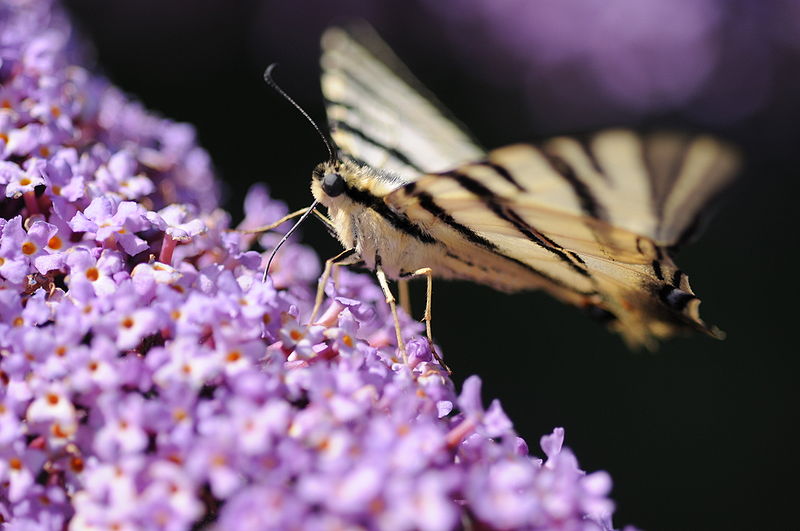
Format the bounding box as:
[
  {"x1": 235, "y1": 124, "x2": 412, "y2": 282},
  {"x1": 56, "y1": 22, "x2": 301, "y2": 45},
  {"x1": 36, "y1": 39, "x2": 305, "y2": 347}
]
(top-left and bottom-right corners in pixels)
[
  {"x1": 401, "y1": 267, "x2": 451, "y2": 374},
  {"x1": 375, "y1": 263, "x2": 408, "y2": 365},
  {"x1": 236, "y1": 206, "x2": 311, "y2": 234},
  {"x1": 308, "y1": 248, "x2": 358, "y2": 325}
]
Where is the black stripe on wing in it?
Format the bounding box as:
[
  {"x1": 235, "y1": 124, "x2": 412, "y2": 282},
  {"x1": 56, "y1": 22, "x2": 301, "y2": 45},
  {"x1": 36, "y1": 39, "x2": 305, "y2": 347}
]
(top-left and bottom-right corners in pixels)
[
  {"x1": 407, "y1": 187, "x2": 596, "y2": 295},
  {"x1": 541, "y1": 150, "x2": 607, "y2": 220},
  {"x1": 477, "y1": 161, "x2": 526, "y2": 192},
  {"x1": 440, "y1": 170, "x2": 591, "y2": 277},
  {"x1": 330, "y1": 120, "x2": 424, "y2": 173}
]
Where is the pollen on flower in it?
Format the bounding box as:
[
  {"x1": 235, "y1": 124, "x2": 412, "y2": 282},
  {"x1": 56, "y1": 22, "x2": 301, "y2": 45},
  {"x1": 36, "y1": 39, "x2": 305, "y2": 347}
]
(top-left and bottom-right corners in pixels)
[
  {"x1": 46, "y1": 393, "x2": 60, "y2": 405},
  {"x1": 48, "y1": 235, "x2": 63, "y2": 250},
  {"x1": 87, "y1": 361, "x2": 98, "y2": 372},
  {"x1": 369, "y1": 498, "x2": 385, "y2": 515},
  {"x1": 121, "y1": 316, "x2": 135, "y2": 328},
  {"x1": 51, "y1": 422, "x2": 71, "y2": 438},
  {"x1": 21, "y1": 241, "x2": 37, "y2": 254},
  {"x1": 55, "y1": 346, "x2": 67, "y2": 357},
  {"x1": 9, "y1": 457, "x2": 23, "y2": 471},
  {"x1": 51, "y1": 185, "x2": 62, "y2": 195},
  {"x1": 70, "y1": 456, "x2": 84, "y2": 472},
  {"x1": 170, "y1": 310, "x2": 181, "y2": 320},
  {"x1": 226, "y1": 350, "x2": 242, "y2": 362},
  {"x1": 342, "y1": 334, "x2": 353, "y2": 347},
  {"x1": 85, "y1": 267, "x2": 99, "y2": 281},
  {"x1": 289, "y1": 330, "x2": 303, "y2": 341},
  {"x1": 19, "y1": 177, "x2": 32, "y2": 187},
  {"x1": 173, "y1": 408, "x2": 188, "y2": 421},
  {"x1": 12, "y1": 317, "x2": 24, "y2": 327}
]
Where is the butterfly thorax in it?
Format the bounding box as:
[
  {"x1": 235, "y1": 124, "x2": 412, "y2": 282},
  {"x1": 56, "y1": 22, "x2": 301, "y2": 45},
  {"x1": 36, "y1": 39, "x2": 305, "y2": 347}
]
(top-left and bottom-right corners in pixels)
[{"x1": 311, "y1": 159, "x2": 422, "y2": 274}]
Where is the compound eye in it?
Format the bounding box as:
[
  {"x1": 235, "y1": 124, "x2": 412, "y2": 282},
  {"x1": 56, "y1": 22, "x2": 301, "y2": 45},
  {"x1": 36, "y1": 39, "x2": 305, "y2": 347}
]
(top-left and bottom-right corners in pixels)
[{"x1": 322, "y1": 172, "x2": 346, "y2": 197}]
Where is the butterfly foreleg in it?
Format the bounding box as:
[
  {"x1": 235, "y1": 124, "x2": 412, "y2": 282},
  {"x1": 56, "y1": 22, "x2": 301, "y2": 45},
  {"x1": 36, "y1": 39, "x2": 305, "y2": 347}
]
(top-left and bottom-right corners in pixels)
[
  {"x1": 236, "y1": 206, "x2": 311, "y2": 234},
  {"x1": 308, "y1": 248, "x2": 359, "y2": 325},
  {"x1": 375, "y1": 261, "x2": 408, "y2": 365}
]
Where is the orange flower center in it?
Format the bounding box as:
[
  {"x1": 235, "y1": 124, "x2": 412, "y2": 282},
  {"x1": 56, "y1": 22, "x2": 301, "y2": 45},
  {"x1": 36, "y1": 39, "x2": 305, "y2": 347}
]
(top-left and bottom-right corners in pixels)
[
  {"x1": 85, "y1": 267, "x2": 99, "y2": 281},
  {"x1": 47, "y1": 235, "x2": 63, "y2": 250},
  {"x1": 70, "y1": 456, "x2": 84, "y2": 472}
]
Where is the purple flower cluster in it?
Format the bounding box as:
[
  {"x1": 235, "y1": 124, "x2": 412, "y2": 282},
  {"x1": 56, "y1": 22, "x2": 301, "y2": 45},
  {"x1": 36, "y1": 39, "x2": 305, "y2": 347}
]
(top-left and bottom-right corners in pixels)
[{"x1": 0, "y1": 1, "x2": 632, "y2": 529}]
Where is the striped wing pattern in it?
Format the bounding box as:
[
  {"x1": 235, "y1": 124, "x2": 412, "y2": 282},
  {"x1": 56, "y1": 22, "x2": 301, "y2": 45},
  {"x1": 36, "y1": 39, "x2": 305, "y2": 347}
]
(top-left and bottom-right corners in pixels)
[
  {"x1": 386, "y1": 131, "x2": 739, "y2": 348},
  {"x1": 321, "y1": 26, "x2": 484, "y2": 179},
  {"x1": 318, "y1": 26, "x2": 738, "y2": 348}
]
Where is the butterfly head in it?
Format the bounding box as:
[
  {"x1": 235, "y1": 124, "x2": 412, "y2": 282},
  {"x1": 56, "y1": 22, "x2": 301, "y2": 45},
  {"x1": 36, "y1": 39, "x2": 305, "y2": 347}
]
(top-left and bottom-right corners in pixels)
[
  {"x1": 312, "y1": 162, "x2": 347, "y2": 200},
  {"x1": 310, "y1": 158, "x2": 375, "y2": 209}
]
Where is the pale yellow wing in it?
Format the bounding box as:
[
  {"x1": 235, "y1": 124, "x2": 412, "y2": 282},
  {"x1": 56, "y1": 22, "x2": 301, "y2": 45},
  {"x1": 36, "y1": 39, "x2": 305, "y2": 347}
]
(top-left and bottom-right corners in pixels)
[
  {"x1": 385, "y1": 130, "x2": 740, "y2": 348},
  {"x1": 320, "y1": 26, "x2": 484, "y2": 179}
]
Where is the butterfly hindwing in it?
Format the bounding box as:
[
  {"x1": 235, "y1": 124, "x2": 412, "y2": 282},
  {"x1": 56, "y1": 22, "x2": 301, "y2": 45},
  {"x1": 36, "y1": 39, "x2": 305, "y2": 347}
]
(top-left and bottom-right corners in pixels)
[{"x1": 385, "y1": 131, "x2": 738, "y2": 348}]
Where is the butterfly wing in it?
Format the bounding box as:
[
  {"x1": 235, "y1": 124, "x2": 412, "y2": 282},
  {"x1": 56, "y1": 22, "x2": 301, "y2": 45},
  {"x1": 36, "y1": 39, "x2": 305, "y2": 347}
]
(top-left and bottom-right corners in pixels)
[
  {"x1": 321, "y1": 26, "x2": 484, "y2": 179},
  {"x1": 386, "y1": 130, "x2": 739, "y2": 348}
]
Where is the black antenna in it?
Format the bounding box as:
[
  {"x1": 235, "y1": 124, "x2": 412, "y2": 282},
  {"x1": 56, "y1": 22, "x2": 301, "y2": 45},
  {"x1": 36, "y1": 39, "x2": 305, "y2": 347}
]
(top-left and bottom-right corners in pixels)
[
  {"x1": 264, "y1": 64, "x2": 335, "y2": 163},
  {"x1": 262, "y1": 199, "x2": 319, "y2": 283}
]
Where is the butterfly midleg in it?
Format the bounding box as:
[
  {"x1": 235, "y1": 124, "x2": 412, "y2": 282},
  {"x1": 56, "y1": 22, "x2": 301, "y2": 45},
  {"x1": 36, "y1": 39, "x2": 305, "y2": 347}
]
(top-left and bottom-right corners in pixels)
[
  {"x1": 375, "y1": 262, "x2": 408, "y2": 365},
  {"x1": 308, "y1": 248, "x2": 358, "y2": 324},
  {"x1": 401, "y1": 268, "x2": 450, "y2": 374}
]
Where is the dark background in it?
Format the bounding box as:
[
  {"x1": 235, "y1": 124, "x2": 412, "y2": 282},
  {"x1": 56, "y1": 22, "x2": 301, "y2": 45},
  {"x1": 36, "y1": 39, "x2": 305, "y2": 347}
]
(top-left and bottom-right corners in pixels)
[{"x1": 63, "y1": 1, "x2": 799, "y2": 529}]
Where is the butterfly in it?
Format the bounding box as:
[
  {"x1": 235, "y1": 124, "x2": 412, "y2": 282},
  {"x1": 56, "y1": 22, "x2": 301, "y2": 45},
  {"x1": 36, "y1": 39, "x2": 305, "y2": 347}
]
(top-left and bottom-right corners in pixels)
[{"x1": 263, "y1": 25, "x2": 739, "y2": 359}]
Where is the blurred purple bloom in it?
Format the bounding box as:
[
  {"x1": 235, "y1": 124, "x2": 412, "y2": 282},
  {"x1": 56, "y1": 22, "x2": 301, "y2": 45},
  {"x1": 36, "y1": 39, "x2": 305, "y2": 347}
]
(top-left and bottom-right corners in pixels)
[{"x1": 424, "y1": 0, "x2": 788, "y2": 128}]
